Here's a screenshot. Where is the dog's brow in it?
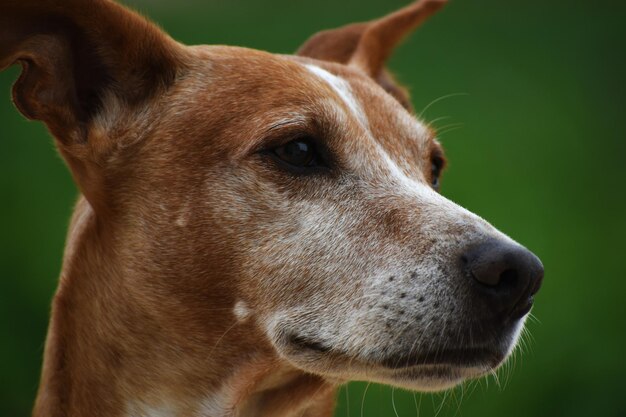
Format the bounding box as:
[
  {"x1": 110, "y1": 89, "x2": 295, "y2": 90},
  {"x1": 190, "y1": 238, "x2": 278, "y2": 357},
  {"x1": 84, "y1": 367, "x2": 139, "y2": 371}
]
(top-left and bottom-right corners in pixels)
[
  {"x1": 264, "y1": 117, "x2": 308, "y2": 134},
  {"x1": 304, "y1": 64, "x2": 369, "y2": 129}
]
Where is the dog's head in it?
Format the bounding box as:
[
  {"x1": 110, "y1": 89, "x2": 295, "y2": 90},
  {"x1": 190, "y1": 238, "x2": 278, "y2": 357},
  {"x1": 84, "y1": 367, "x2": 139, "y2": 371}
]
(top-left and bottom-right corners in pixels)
[{"x1": 2, "y1": 0, "x2": 542, "y2": 392}]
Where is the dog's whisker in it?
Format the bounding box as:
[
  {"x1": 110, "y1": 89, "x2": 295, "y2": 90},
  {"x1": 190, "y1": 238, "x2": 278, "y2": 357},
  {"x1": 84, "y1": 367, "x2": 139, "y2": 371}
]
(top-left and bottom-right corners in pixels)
[
  {"x1": 360, "y1": 382, "x2": 371, "y2": 417},
  {"x1": 527, "y1": 312, "x2": 542, "y2": 325},
  {"x1": 453, "y1": 382, "x2": 465, "y2": 417},
  {"x1": 499, "y1": 360, "x2": 510, "y2": 391},
  {"x1": 418, "y1": 92, "x2": 469, "y2": 119},
  {"x1": 207, "y1": 320, "x2": 239, "y2": 358},
  {"x1": 450, "y1": 386, "x2": 461, "y2": 417},
  {"x1": 391, "y1": 386, "x2": 400, "y2": 417},
  {"x1": 489, "y1": 368, "x2": 502, "y2": 391},
  {"x1": 435, "y1": 123, "x2": 465, "y2": 136},
  {"x1": 433, "y1": 390, "x2": 448, "y2": 417},
  {"x1": 466, "y1": 378, "x2": 480, "y2": 399},
  {"x1": 427, "y1": 115, "x2": 452, "y2": 127},
  {"x1": 437, "y1": 125, "x2": 465, "y2": 138},
  {"x1": 413, "y1": 391, "x2": 422, "y2": 417},
  {"x1": 520, "y1": 326, "x2": 535, "y2": 354},
  {"x1": 344, "y1": 383, "x2": 350, "y2": 417},
  {"x1": 522, "y1": 324, "x2": 537, "y2": 347}
]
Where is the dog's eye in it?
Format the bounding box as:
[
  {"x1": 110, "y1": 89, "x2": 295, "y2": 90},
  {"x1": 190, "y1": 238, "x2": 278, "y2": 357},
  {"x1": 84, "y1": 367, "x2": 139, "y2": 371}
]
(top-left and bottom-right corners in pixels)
[
  {"x1": 272, "y1": 138, "x2": 319, "y2": 169},
  {"x1": 431, "y1": 156, "x2": 444, "y2": 191}
]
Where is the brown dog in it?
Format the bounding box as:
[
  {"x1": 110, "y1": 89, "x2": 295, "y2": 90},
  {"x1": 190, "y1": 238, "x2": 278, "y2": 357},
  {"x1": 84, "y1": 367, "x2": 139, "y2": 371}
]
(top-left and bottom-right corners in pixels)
[{"x1": 1, "y1": 0, "x2": 543, "y2": 416}]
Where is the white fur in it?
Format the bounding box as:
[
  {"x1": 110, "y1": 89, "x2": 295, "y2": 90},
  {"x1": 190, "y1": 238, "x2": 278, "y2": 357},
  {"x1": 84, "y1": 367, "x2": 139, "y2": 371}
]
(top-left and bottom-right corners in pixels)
[
  {"x1": 305, "y1": 64, "x2": 369, "y2": 129},
  {"x1": 125, "y1": 402, "x2": 177, "y2": 417},
  {"x1": 233, "y1": 300, "x2": 252, "y2": 322}
]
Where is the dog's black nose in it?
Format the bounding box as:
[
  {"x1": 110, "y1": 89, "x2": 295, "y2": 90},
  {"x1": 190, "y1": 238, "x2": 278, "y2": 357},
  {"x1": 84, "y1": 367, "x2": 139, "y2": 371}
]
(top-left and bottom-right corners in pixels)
[{"x1": 462, "y1": 240, "x2": 543, "y2": 319}]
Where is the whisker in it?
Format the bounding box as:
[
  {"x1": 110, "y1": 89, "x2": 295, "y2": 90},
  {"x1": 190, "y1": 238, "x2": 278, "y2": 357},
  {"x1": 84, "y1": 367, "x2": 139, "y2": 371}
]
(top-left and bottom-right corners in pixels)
[
  {"x1": 391, "y1": 387, "x2": 400, "y2": 417},
  {"x1": 413, "y1": 391, "x2": 422, "y2": 417},
  {"x1": 433, "y1": 390, "x2": 448, "y2": 417},
  {"x1": 489, "y1": 368, "x2": 502, "y2": 391},
  {"x1": 466, "y1": 378, "x2": 480, "y2": 398},
  {"x1": 427, "y1": 115, "x2": 452, "y2": 127},
  {"x1": 418, "y1": 92, "x2": 469, "y2": 119},
  {"x1": 453, "y1": 382, "x2": 465, "y2": 417},
  {"x1": 360, "y1": 382, "x2": 371, "y2": 417},
  {"x1": 527, "y1": 312, "x2": 542, "y2": 325},
  {"x1": 435, "y1": 123, "x2": 465, "y2": 136},
  {"x1": 437, "y1": 125, "x2": 465, "y2": 138}
]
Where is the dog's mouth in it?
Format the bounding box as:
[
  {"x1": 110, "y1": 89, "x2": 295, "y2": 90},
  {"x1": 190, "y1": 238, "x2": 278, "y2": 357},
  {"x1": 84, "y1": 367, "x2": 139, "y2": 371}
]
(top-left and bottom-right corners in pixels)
[
  {"x1": 287, "y1": 333, "x2": 502, "y2": 369},
  {"x1": 280, "y1": 332, "x2": 500, "y2": 390},
  {"x1": 288, "y1": 334, "x2": 334, "y2": 354},
  {"x1": 272, "y1": 311, "x2": 527, "y2": 391},
  {"x1": 378, "y1": 347, "x2": 502, "y2": 369}
]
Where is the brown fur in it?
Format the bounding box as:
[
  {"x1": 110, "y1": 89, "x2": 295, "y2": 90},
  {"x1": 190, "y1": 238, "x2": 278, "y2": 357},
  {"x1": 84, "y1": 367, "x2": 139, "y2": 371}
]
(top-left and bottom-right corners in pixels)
[{"x1": 1, "y1": 1, "x2": 538, "y2": 416}]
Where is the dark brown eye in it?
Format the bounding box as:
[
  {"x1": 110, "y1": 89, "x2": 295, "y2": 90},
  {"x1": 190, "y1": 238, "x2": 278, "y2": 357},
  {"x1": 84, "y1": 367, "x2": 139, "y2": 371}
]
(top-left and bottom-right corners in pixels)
[
  {"x1": 272, "y1": 138, "x2": 319, "y2": 169},
  {"x1": 431, "y1": 156, "x2": 444, "y2": 191}
]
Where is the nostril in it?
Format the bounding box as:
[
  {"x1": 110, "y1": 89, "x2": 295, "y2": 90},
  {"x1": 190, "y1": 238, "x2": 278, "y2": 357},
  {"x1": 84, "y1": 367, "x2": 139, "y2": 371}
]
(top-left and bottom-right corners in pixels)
[{"x1": 498, "y1": 268, "x2": 518, "y2": 291}]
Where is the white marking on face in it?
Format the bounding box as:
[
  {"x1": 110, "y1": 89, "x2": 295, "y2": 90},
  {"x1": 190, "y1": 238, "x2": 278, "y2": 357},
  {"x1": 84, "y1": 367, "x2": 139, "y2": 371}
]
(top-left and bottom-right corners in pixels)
[
  {"x1": 370, "y1": 138, "x2": 505, "y2": 238},
  {"x1": 174, "y1": 199, "x2": 193, "y2": 228},
  {"x1": 233, "y1": 300, "x2": 252, "y2": 322},
  {"x1": 304, "y1": 64, "x2": 369, "y2": 129},
  {"x1": 125, "y1": 401, "x2": 177, "y2": 417}
]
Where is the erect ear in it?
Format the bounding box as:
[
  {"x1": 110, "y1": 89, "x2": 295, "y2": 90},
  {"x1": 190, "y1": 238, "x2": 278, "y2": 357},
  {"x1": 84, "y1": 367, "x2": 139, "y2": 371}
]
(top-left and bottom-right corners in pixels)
[
  {"x1": 0, "y1": 0, "x2": 183, "y2": 207},
  {"x1": 297, "y1": 0, "x2": 447, "y2": 110}
]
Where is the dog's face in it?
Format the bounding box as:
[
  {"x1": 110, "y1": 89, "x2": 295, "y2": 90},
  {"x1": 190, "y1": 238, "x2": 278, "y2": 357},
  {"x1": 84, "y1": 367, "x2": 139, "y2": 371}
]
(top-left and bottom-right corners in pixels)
[
  {"x1": 118, "y1": 45, "x2": 541, "y2": 391},
  {"x1": 2, "y1": 0, "x2": 542, "y2": 394}
]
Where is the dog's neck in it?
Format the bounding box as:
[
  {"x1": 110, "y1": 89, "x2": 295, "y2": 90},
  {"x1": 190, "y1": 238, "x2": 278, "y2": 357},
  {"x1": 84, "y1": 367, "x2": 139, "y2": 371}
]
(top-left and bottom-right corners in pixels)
[{"x1": 33, "y1": 198, "x2": 337, "y2": 417}]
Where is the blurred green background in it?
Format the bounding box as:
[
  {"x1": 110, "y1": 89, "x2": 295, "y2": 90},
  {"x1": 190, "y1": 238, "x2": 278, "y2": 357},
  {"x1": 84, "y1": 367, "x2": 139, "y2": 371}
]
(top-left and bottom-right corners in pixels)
[{"x1": 1, "y1": 0, "x2": 625, "y2": 416}]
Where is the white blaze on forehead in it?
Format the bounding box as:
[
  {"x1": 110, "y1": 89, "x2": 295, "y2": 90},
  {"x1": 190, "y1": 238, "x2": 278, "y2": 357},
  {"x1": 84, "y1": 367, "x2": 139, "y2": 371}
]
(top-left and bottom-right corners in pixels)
[
  {"x1": 302, "y1": 62, "x2": 500, "y2": 236},
  {"x1": 305, "y1": 64, "x2": 369, "y2": 128}
]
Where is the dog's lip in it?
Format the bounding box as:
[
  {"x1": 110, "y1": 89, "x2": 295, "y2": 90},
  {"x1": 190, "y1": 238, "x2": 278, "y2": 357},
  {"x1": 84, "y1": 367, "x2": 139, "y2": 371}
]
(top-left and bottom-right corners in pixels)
[
  {"x1": 509, "y1": 296, "x2": 534, "y2": 320},
  {"x1": 285, "y1": 333, "x2": 503, "y2": 370},
  {"x1": 287, "y1": 333, "x2": 333, "y2": 353},
  {"x1": 379, "y1": 347, "x2": 502, "y2": 370}
]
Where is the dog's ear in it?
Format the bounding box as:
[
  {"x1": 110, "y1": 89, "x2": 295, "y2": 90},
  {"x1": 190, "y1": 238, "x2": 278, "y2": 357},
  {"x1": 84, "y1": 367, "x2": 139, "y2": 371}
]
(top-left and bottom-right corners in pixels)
[
  {"x1": 0, "y1": 0, "x2": 184, "y2": 208},
  {"x1": 297, "y1": 0, "x2": 446, "y2": 110}
]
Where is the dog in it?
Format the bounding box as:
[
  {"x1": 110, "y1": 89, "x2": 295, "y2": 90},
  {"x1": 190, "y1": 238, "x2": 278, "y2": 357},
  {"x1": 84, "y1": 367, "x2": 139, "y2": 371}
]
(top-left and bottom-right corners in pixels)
[{"x1": 0, "y1": 0, "x2": 544, "y2": 416}]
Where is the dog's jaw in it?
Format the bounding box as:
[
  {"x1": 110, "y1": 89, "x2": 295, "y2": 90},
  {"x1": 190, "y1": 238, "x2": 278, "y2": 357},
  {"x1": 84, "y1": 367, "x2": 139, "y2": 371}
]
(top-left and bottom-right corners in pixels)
[
  {"x1": 262, "y1": 306, "x2": 529, "y2": 393},
  {"x1": 123, "y1": 358, "x2": 336, "y2": 417}
]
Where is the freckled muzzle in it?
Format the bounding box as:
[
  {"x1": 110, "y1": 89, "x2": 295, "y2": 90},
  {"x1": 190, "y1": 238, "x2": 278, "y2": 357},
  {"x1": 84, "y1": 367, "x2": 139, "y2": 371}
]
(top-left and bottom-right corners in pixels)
[
  {"x1": 384, "y1": 237, "x2": 544, "y2": 371},
  {"x1": 275, "y1": 236, "x2": 544, "y2": 376}
]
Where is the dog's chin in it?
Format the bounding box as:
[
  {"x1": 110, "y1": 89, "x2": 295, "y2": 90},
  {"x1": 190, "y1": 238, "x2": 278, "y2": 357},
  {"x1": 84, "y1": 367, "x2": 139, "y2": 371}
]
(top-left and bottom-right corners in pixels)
[
  {"x1": 273, "y1": 319, "x2": 525, "y2": 392},
  {"x1": 374, "y1": 364, "x2": 487, "y2": 392},
  {"x1": 275, "y1": 340, "x2": 495, "y2": 391}
]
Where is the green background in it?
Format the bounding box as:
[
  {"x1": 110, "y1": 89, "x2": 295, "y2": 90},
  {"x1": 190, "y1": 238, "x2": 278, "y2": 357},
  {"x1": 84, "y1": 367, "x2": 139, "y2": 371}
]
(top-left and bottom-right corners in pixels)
[{"x1": 1, "y1": 0, "x2": 625, "y2": 416}]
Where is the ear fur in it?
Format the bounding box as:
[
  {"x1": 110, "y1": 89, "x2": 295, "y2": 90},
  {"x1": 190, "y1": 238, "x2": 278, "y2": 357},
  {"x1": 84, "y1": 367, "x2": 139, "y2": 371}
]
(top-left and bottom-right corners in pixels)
[
  {"x1": 0, "y1": 0, "x2": 183, "y2": 144},
  {"x1": 0, "y1": 0, "x2": 184, "y2": 210},
  {"x1": 297, "y1": 0, "x2": 447, "y2": 110}
]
